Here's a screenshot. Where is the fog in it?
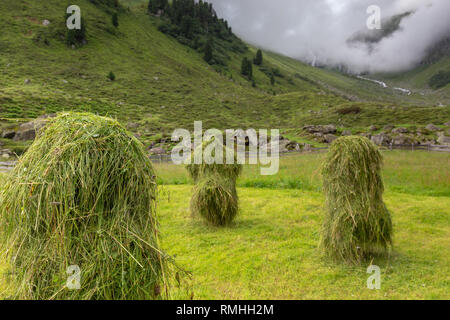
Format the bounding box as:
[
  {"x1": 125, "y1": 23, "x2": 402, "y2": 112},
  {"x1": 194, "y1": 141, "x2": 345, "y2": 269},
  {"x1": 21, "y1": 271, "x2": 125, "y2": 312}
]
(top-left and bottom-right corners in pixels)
[{"x1": 209, "y1": 0, "x2": 450, "y2": 73}]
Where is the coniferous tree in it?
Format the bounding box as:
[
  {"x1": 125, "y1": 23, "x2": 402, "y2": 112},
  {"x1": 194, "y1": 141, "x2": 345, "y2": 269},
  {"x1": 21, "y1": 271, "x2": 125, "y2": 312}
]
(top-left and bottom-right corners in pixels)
[
  {"x1": 204, "y1": 38, "x2": 213, "y2": 64},
  {"x1": 112, "y1": 13, "x2": 119, "y2": 27},
  {"x1": 254, "y1": 49, "x2": 263, "y2": 65},
  {"x1": 270, "y1": 74, "x2": 275, "y2": 86}
]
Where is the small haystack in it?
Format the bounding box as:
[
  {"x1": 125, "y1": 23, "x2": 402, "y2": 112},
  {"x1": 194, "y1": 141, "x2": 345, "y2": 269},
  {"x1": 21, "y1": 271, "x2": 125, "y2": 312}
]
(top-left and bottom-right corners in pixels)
[
  {"x1": 186, "y1": 139, "x2": 242, "y2": 226},
  {"x1": 0, "y1": 112, "x2": 171, "y2": 299},
  {"x1": 320, "y1": 136, "x2": 393, "y2": 263}
]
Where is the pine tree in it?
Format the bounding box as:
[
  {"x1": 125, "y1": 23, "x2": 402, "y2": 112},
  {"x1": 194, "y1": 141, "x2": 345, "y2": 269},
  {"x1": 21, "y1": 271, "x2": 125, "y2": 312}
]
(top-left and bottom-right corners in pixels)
[
  {"x1": 112, "y1": 13, "x2": 119, "y2": 28},
  {"x1": 241, "y1": 57, "x2": 249, "y2": 76},
  {"x1": 254, "y1": 49, "x2": 263, "y2": 65},
  {"x1": 204, "y1": 38, "x2": 213, "y2": 64},
  {"x1": 270, "y1": 74, "x2": 275, "y2": 86},
  {"x1": 108, "y1": 71, "x2": 116, "y2": 81}
]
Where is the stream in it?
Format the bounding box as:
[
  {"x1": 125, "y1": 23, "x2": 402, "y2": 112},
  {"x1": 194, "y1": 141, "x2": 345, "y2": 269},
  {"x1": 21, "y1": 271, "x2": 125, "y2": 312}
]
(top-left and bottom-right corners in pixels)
[{"x1": 357, "y1": 76, "x2": 412, "y2": 95}]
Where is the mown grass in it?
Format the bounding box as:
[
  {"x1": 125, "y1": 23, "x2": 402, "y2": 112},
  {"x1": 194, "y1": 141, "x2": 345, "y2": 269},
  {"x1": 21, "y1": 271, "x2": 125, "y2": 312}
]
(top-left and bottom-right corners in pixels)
[
  {"x1": 159, "y1": 186, "x2": 449, "y2": 299},
  {"x1": 155, "y1": 151, "x2": 450, "y2": 197},
  {"x1": 1, "y1": 150, "x2": 449, "y2": 299}
]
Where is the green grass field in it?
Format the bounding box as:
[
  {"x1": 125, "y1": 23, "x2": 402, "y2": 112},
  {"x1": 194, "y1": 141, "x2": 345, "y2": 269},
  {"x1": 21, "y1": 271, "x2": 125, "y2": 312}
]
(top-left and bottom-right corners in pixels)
[{"x1": 1, "y1": 150, "x2": 449, "y2": 299}]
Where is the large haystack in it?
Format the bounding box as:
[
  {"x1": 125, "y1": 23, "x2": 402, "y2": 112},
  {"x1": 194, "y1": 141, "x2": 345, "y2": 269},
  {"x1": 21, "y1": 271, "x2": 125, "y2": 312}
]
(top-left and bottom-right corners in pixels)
[
  {"x1": 320, "y1": 136, "x2": 393, "y2": 263},
  {"x1": 0, "y1": 112, "x2": 171, "y2": 299}
]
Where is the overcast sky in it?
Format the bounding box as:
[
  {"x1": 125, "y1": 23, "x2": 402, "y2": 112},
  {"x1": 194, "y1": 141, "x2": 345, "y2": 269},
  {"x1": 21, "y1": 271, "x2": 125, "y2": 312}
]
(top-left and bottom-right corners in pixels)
[{"x1": 208, "y1": 0, "x2": 450, "y2": 73}]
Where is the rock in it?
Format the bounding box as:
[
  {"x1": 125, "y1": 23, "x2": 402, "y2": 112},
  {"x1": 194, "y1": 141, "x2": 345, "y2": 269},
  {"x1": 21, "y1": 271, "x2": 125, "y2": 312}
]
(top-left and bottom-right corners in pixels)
[
  {"x1": 127, "y1": 122, "x2": 140, "y2": 130},
  {"x1": 425, "y1": 124, "x2": 440, "y2": 132},
  {"x1": 341, "y1": 130, "x2": 352, "y2": 136},
  {"x1": 303, "y1": 124, "x2": 336, "y2": 134},
  {"x1": 392, "y1": 134, "x2": 417, "y2": 145},
  {"x1": 359, "y1": 133, "x2": 371, "y2": 139},
  {"x1": 444, "y1": 122, "x2": 450, "y2": 127},
  {"x1": 371, "y1": 133, "x2": 390, "y2": 146},
  {"x1": 42, "y1": 20, "x2": 50, "y2": 26},
  {"x1": 2, "y1": 130, "x2": 16, "y2": 139},
  {"x1": 369, "y1": 125, "x2": 378, "y2": 132},
  {"x1": 13, "y1": 119, "x2": 47, "y2": 141},
  {"x1": 383, "y1": 125, "x2": 395, "y2": 132},
  {"x1": 149, "y1": 147, "x2": 166, "y2": 155},
  {"x1": 392, "y1": 127, "x2": 408, "y2": 134},
  {"x1": 324, "y1": 134, "x2": 338, "y2": 144},
  {"x1": 303, "y1": 144, "x2": 312, "y2": 151},
  {"x1": 1, "y1": 153, "x2": 10, "y2": 159},
  {"x1": 37, "y1": 113, "x2": 57, "y2": 119},
  {"x1": 153, "y1": 77, "x2": 159, "y2": 81},
  {"x1": 24, "y1": 79, "x2": 31, "y2": 85},
  {"x1": 437, "y1": 133, "x2": 450, "y2": 145}
]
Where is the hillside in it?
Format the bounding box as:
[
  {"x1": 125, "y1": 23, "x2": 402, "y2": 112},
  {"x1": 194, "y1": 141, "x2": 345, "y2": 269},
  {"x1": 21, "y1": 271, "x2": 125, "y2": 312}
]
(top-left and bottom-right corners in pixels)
[{"x1": 0, "y1": 0, "x2": 449, "y2": 147}]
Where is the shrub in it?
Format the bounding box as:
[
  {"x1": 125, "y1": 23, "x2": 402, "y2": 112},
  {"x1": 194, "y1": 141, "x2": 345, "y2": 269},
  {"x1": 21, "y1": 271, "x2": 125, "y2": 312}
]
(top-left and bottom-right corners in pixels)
[
  {"x1": 0, "y1": 112, "x2": 173, "y2": 299},
  {"x1": 320, "y1": 136, "x2": 393, "y2": 263},
  {"x1": 108, "y1": 71, "x2": 116, "y2": 81},
  {"x1": 336, "y1": 105, "x2": 362, "y2": 115}
]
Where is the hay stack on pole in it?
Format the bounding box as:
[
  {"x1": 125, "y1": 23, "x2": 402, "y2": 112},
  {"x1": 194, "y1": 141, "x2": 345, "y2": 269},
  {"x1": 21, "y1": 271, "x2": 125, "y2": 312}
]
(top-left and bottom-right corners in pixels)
[
  {"x1": 0, "y1": 112, "x2": 172, "y2": 299},
  {"x1": 320, "y1": 136, "x2": 393, "y2": 263},
  {"x1": 186, "y1": 138, "x2": 242, "y2": 226}
]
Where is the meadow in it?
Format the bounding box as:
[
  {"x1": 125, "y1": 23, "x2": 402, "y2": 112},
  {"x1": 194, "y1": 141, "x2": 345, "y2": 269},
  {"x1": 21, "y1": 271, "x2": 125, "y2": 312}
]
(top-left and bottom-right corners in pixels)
[{"x1": 3, "y1": 150, "x2": 447, "y2": 299}]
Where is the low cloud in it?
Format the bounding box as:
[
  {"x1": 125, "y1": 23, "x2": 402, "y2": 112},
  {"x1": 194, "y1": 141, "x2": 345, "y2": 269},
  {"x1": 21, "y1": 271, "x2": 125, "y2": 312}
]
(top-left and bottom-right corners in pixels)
[{"x1": 209, "y1": 0, "x2": 450, "y2": 73}]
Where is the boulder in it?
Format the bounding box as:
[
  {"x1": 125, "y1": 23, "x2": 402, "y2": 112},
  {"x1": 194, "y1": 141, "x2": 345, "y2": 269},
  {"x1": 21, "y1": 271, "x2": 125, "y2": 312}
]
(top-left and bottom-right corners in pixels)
[
  {"x1": 425, "y1": 124, "x2": 440, "y2": 132},
  {"x1": 324, "y1": 134, "x2": 338, "y2": 144},
  {"x1": 392, "y1": 127, "x2": 408, "y2": 134},
  {"x1": 127, "y1": 122, "x2": 140, "y2": 130},
  {"x1": 2, "y1": 130, "x2": 16, "y2": 139},
  {"x1": 371, "y1": 133, "x2": 390, "y2": 146},
  {"x1": 341, "y1": 130, "x2": 352, "y2": 136},
  {"x1": 383, "y1": 125, "x2": 395, "y2": 132},
  {"x1": 437, "y1": 133, "x2": 450, "y2": 146},
  {"x1": 303, "y1": 124, "x2": 336, "y2": 134},
  {"x1": 369, "y1": 125, "x2": 378, "y2": 132},
  {"x1": 13, "y1": 119, "x2": 47, "y2": 141},
  {"x1": 392, "y1": 134, "x2": 418, "y2": 145},
  {"x1": 444, "y1": 122, "x2": 450, "y2": 127},
  {"x1": 149, "y1": 147, "x2": 166, "y2": 155},
  {"x1": 303, "y1": 144, "x2": 312, "y2": 152}
]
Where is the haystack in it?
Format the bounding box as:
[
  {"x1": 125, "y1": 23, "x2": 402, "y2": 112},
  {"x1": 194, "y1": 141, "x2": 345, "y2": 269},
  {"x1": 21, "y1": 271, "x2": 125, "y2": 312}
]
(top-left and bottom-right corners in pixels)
[
  {"x1": 0, "y1": 112, "x2": 171, "y2": 299},
  {"x1": 320, "y1": 136, "x2": 393, "y2": 263},
  {"x1": 186, "y1": 138, "x2": 242, "y2": 226}
]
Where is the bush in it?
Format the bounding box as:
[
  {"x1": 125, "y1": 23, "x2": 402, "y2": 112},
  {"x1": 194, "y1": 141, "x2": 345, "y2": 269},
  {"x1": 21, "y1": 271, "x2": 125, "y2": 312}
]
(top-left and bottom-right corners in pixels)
[
  {"x1": 320, "y1": 136, "x2": 393, "y2": 263},
  {"x1": 108, "y1": 71, "x2": 116, "y2": 81},
  {"x1": 336, "y1": 105, "x2": 362, "y2": 115},
  {"x1": 0, "y1": 112, "x2": 173, "y2": 299}
]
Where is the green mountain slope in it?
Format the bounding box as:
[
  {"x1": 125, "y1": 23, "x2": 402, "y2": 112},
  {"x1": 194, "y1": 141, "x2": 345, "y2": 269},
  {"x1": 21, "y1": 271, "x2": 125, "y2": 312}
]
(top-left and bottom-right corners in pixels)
[{"x1": 0, "y1": 0, "x2": 448, "y2": 139}]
